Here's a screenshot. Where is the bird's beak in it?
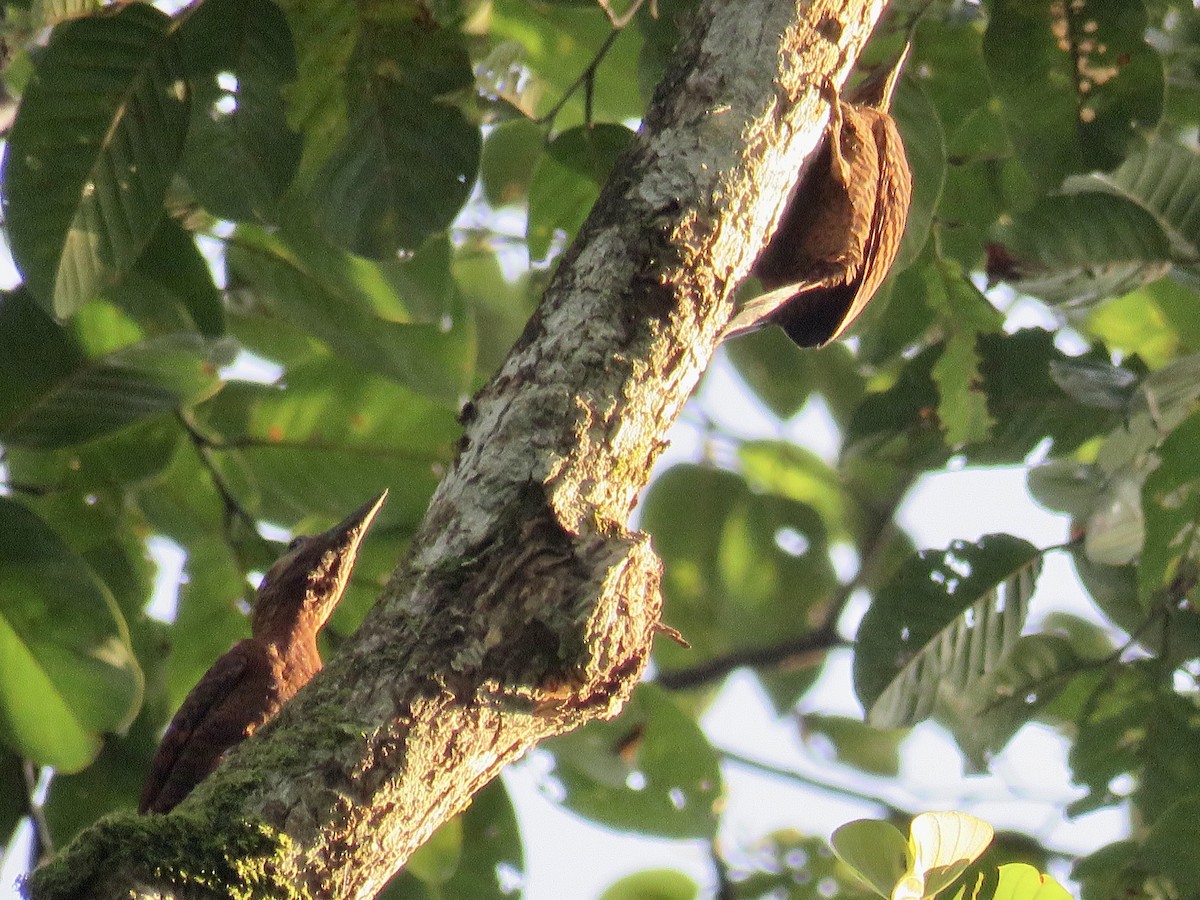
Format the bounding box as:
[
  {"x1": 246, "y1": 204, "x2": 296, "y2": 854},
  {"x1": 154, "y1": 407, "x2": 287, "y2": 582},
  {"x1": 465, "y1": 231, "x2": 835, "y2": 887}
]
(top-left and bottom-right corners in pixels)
[{"x1": 324, "y1": 489, "x2": 389, "y2": 550}]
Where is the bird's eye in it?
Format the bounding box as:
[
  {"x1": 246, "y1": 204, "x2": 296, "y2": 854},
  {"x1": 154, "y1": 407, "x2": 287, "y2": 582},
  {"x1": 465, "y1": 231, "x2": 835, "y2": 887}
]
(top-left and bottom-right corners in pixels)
[{"x1": 286, "y1": 536, "x2": 305, "y2": 551}]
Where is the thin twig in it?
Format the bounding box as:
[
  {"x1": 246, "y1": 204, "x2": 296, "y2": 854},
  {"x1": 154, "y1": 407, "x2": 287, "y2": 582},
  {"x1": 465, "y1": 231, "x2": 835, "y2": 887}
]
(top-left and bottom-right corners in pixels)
[
  {"x1": 720, "y1": 746, "x2": 907, "y2": 818},
  {"x1": 656, "y1": 625, "x2": 847, "y2": 691},
  {"x1": 536, "y1": 27, "x2": 622, "y2": 128},
  {"x1": 175, "y1": 408, "x2": 259, "y2": 556}
]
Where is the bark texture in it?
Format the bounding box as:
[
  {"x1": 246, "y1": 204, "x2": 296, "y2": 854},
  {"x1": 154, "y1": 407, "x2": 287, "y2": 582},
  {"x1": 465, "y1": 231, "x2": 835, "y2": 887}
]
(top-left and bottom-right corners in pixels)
[{"x1": 26, "y1": 0, "x2": 887, "y2": 897}]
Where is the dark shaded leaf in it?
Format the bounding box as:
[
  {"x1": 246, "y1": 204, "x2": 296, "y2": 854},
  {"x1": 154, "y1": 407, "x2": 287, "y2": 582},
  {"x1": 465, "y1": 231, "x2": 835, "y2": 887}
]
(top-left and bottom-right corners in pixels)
[
  {"x1": 311, "y1": 22, "x2": 479, "y2": 257},
  {"x1": 177, "y1": 0, "x2": 302, "y2": 224},
  {"x1": 0, "y1": 332, "x2": 230, "y2": 449},
  {"x1": 2, "y1": 4, "x2": 190, "y2": 316},
  {"x1": 227, "y1": 222, "x2": 474, "y2": 402},
  {"x1": 129, "y1": 216, "x2": 225, "y2": 337},
  {"x1": 987, "y1": 192, "x2": 1172, "y2": 307},
  {"x1": 983, "y1": 0, "x2": 1163, "y2": 191}
]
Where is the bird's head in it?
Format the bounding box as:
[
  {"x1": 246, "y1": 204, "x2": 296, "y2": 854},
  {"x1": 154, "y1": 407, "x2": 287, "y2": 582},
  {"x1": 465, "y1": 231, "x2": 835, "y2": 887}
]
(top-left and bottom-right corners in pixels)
[{"x1": 251, "y1": 490, "x2": 388, "y2": 643}]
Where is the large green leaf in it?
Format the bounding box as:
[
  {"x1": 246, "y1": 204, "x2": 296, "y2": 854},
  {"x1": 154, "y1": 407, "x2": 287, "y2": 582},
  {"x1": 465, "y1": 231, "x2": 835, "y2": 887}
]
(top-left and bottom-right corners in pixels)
[
  {"x1": 890, "y1": 75, "x2": 946, "y2": 274},
  {"x1": 642, "y1": 463, "x2": 836, "y2": 695},
  {"x1": 489, "y1": 0, "x2": 646, "y2": 127},
  {"x1": 310, "y1": 21, "x2": 480, "y2": 258},
  {"x1": 125, "y1": 216, "x2": 225, "y2": 338},
  {"x1": 724, "y1": 333, "x2": 865, "y2": 424},
  {"x1": 176, "y1": 0, "x2": 301, "y2": 224},
  {"x1": 1139, "y1": 797, "x2": 1200, "y2": 894},
  {"x1": 854, "y1": 534, "x2": 1043, "y2": 728},
  {"x1": 1141, "y1": 408, "x2": 1200, "y2": 596},
  {"x1": 544, "y1": 684, "x2": 723, "y2": 839},
  {"x1": 599, "y1": 870, "x2": 697, "y2": 900},
  {"x1": 0, "y1": 498, "x2": 143, "y2": 772},
  {"x1": 987, "y1": 191, "x2": 1172, "y2": 308},
  {"x1": 1102, "y1": 137, "x2": 1200, "y2": 264},
  {"x1": 831, "y1": 819, "x2": 910, "y2": 898},
  {"x1": 0, "y1": 331, "x2": 230, "y2": 449},
  {"x1": 2, "y1": 4, "x2": 190, "y2": 316}
]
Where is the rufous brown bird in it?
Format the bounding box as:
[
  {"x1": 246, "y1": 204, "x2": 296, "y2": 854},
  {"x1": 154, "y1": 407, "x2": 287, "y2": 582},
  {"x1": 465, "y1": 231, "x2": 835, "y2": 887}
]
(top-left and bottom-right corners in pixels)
[
  {"x1": 139, "y1": 491, "x2": 387, "y2": 814},
  {"x1": 724, "y1": 45, "x2": 913, "y2": 347}
]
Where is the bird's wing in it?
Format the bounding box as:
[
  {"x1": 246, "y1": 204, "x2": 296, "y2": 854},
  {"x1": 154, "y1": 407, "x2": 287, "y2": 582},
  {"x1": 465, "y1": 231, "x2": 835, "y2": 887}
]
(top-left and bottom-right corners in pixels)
[{"x1": 138, "y1": 641, "x2": 250, "y2": 814}]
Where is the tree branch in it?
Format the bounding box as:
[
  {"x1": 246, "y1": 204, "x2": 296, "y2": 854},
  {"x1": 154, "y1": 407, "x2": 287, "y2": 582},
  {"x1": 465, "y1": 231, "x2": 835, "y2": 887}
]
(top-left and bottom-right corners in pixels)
[{"x1": 25, "y1": 1, "x2": 889, "y2": 897}]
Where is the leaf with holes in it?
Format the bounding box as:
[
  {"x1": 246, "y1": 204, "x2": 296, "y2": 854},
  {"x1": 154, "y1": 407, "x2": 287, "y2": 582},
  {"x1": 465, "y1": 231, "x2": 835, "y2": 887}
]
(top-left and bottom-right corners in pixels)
[
  {"x1": 2, "y1": 4, "x2": 190, "y2": 317},
  {"x1": 854, "y1": 534, "x2": 1044, "y2": 728}
]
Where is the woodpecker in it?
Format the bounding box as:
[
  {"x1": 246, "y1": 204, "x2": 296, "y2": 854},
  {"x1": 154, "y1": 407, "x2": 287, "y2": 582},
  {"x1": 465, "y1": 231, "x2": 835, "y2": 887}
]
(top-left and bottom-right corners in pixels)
[
  {"x1": 724, "y1": 46, "x2": 913, "y2": 347},
  {"x1": 139, "y1": 491, "x2": 387, "y2": 814}
]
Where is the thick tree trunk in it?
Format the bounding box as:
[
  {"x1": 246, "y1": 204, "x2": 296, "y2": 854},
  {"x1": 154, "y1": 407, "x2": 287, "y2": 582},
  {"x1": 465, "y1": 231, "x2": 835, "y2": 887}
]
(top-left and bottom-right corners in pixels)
[{"x1": 25, "y1": 0, "x2": 886, "y2": 897}]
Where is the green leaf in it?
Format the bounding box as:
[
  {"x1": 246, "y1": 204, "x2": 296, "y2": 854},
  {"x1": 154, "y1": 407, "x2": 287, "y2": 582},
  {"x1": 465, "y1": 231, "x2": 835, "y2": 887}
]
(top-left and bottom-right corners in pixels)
[
  {"x1": 734, "y1": 829, "x2": 878, "y2": 899},
  {"x1": 199, "y1": 358, "x2": 459, "y2": 459},
  {"x1": 310, "y1": 21, "x2": 480, "y2": 258},
  {"x1": 1141, "y1": 409, "x2": 1200, "y2": 594},
  {"x1": 176, "y1": 0, "x2": 302, "y2": 224},
  {"x1": 272, "y1": 0, "x2": 356, "y2": 188},
  {"x1": 599, "y1": 869, "x2": 698, "y2": 900},
  {"x1": 544, "y1": 684, "x2": 723, "y2": 839},
  {"x1": 643, "y1": 464, "x2": 836, "y2": 697},
  {"x1": 725, "y1": 332, "x2": 865, "y2": 425},
  {"x1": 0, "y1": 333, "x2": 230, "y2": 448},
  {"x1": 528, "y1": 123, "x2": 634, "y2": 260},
  {"x1": 489, "y1": 0, "x2": 646, "y2": 127},
  {"x1": 405, "y1": 816, "x2": 462, "y2": 885},
  {"x1": 1047, "y1": 356, "x2": 1138, "y2": 410},
  {"x1": 854, "y1": 534, "x2": 1043, "y2": 728},
  {"x1": 737, "y1": 439, "x2": 850, "y2": 541},
  {"x1": 480, "y1": 117, "x2": 544, "y2": 208},
  {"x1": 1096, "y1": 135, "x2": 1200, "y2": 263},
  {"x1": 831, "y1": 818, "x2": 910, "y2": 898},
  {"x1": 947, "y1": 634, "x2": 1086, "y2": 769},
  {"x1": 0, "y1": 288, "x2": 85, "y2": 427},
  {"x1": 1026, "y1": 460, "x2": 1103, "y2": 519},
  {"x1": 0, "y1": 497, "x2": 143, "y2": 771},
  {"x1": 891, "y1": 76, "x2": 947, "y2": 273},
  {"x1": 2, "y1": 4, "x2": 190, "y2": 316},
  {"x1": 987, "y1": 192, "x2": 1172, "y2": 308},
  {"x1": 129, "y1": 216, "x2": 225, "y2": 337},
  {"x1": 378, "y1": 779, "x2": 523, "y2": 899},
  {"x1": 933, "y1": 330, "x2": 994, "y2": 448}
]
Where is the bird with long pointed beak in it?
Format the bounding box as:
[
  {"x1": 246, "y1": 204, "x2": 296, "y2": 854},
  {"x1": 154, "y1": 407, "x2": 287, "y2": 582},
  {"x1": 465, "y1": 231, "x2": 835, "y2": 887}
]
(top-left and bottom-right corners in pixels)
[
  {"x1": 724, "y1": 46, "x2": 913, "y2": 347},
  {"x1": 139, "y1": 491, "x2": 387, "y2": 814}
]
